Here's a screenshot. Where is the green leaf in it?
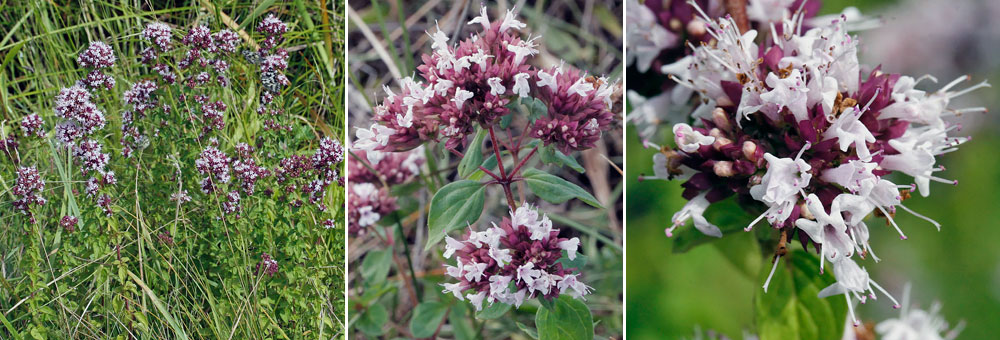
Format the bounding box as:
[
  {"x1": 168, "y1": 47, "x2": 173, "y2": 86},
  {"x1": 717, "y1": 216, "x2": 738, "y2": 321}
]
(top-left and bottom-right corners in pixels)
[
  {"x1": 521, "y1": 168, "x2": 602, "y2": 208},
  {"x1": 755, "y1": 250, "x2": 847, "y2": 340},
  {"x1": 539, "y1": 144, "x2": 585, "y2": 173},
  {"x1": 361, "y1": 249, "x2": 392, "y2": 285},
  {"x1": 425, "y1": 180, "x2": 487, "y2": 250},
  {"x1": 409, "y1": 301, "x2": 449, "y2": 338},
  {"x1": 458, "y1": 128, "x2": 486, "y2": 178},
  {"x1": 556, "y1": 252, "x2": 587, "y2": 271},
  {"x1": 535, "y1": 295, "x2": 594, "y2": 340},
  {"x1": 449, "y1": 303, "x2": 476, "y2": 340},
  {"x1": 517, "y1": 321, "x2": 540, "y2": 339},
  {"x1": 522, "y1": 96, "x2": 548, "y2": 122},
  {"x1": 475, "y1": 302, "x2": 511, "y2": 320},
  {"x1": 356, "y1": 303, "x2": 388, "y2": 336}
]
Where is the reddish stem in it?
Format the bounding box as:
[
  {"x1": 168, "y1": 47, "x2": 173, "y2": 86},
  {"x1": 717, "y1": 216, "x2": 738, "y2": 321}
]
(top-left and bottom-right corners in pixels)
[{"x1": 510, "y1": 146, "x2": 538, "y2": 177}]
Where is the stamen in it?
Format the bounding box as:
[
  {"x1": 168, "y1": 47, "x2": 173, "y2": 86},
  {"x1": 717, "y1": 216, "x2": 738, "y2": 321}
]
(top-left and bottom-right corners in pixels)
[
  {"x1": 870, "y1": 280, "x2": 901, "y2": 308},
  {"x1": 762, "y1": 255, "x2": 781, "y2": 293},
  {"x1": 874, "y1": 203, "x2": 907, "y2": 239},
  {"x1": 939, "y1": 75, "x2": 969, "y2": 93},
  {"x1": 947, "y1": 80, "x2": 990, "y2": 99},
  {"x1": 897, "y1": 204, "x2": 942, "y2": 231},
  {"x1": 745, "y1": 210, "x2": 769, "y2": 232}
]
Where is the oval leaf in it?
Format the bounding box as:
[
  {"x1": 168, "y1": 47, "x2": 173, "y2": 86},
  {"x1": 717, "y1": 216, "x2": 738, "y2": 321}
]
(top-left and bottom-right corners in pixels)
[
  {"x1": 535, "y1": 295, "x2": 594, "y2": 340},
  {"x1": 475, "y1": 302, "x2": 511, "y2": 320},
  {"x1": 356, "y1": 303, "x2": 388, "y2": 336},
  {"x1": 409, "y1": 301, "x2": 449, "y2": 338},
  {"x1": 755, "y1": 250, "x2": 847, "y2": 340},
  {"x1": 426, "y1": 180, "x2": 487, "y2": 250},
  {"x1": 539, "y1": 144, "x2": 585, "y2": 173},
  {"x1": 521, "y1": 168, "x2": 602, "y2": 208},
  {"x1": 458, "y1": 128, "x2": 486, "y2": 178},
  {"x1": 361, "y1": 249, "x2": 392, "y2": 285}
]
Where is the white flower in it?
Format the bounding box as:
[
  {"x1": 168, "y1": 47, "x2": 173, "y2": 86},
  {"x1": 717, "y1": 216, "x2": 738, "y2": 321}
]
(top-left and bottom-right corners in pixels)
[
  {"x1": 667, "y1": 192, "x2": 722, "y2": 238},
  {"x1": 445, "y1": 258, "x2": 464, "y2": 278},
  {"x1": 482, "y1": 224, "x2": 506, "y2": 248},
  {"x1": 444, "y1": 236, "x2": 465, "y2": 258},
  {"x1": 625, "y1": 0, "x2": 678, "y2": 72},
  {"x1": 452, "y1": 55, "x2": 472, "y2": 71},
  {"x1": 875, "y1": 284, "x2": 963, "y2": 340},
  {"x1": 568, "y1": 76, "x2": 594, "y2": 97},
  {"x1": 466, "y1": 291, "x2": 487, "y2": 311},
  {"x1": 516, "y1": 262, "x2": 540, "y2": 285},
  {"x1": 428, "y1": 22, "x2": 449, "y2": 52},
  {"x1": 434, "y1": 79, "x2": 454, "y2": 95},
  {"x1": 396, "y1": 105, "x2": 414, "y2": 128},
  {"x1": 354, "y1": 124, "x2": 395, "y2": 162},
  {"x1": 824, "y1": 106, "x2": 876, "y2": 161},
  {"x1": 452, "y1": 88, "x2": 474, "y2": 109},
  {"x1": 746, "y1": 0, "x2": 796, "y2": 24},
  {"x1": 557, "y1": 274, "x2": 593, "y2": 300},
  {"x1": 489, "y1": 247, "x2": 512, "y2": 267},
  {"x1": 468, "y1": 49, "x2": 493, "y2": 69},
  {"x1": 467, "y1": 6, "x2": 490, "y2": 29},
  {"x1": 487, "y1": 77, "x2": 505, "y2": 96},
  {"x1": 463, "y1": 261, "x2": 488, "y2": 282},
  {"x1": 357, "y1": 206, "x2": 380, "y2": 227},
  {"x1": 512, "y1": 73, "x2": 531, "y2": 98},
  {"x1": 759, "y1": 69, "x2": 810, "y2": 122},
  {"x1": 512, "y1": 205, "x2": 539, "y2": 228},
  {"x1": 795, "y1": 194, "x2": 854, "y2": 271},
  {"x1": 537, "y1": 69, "x2": 558, "y2": 90},
  {"x1": 506, "y1": 37, "x2": 539, "y2": 65},
  {"x1": 512, "y1": 289, "x2": 528, "y2": 308},
  {"x1": 442, "y1": 282, "x2": 465, "y2": 300},
  {"x1": 499, "y1": 8, "x2": 526, "y2": 32},
  {"x1": 595, "y1": 77, "x2": 617, "y2": 108},
  {"x1": 747, "y1": 144, "x2": 812, "y2": 228},
  {"x1": 818, "y1": 257, "x2": 900, "y2": 327},
  {"x1": 529, "y1": 215, "x2": 555, "y2": 241},
  {"x1": 672, "y1": 123, "x2": 716, "y2": 153},
  {"x1": 558, "y1": 238, "x2": 581, "y2": 260},
  {"x1": 529, "y1": 271, "x2": 555, "y2": 295},
  {"x1": 489, "y1": 274, "x2": 513, "y2": 296}
]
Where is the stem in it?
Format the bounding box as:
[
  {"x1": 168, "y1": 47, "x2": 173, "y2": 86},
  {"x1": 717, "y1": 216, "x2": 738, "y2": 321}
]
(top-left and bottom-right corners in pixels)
[
  {"x1": 725, "y1": 0, "x2": 750, "y2": 34},
  {"x1": 487, "y1": 126, "x2": 507, "y2": 180},
  {"x1": 488, "y1": 125, "x2": 518, "y2": 209},
  {"x1": 510, "y1": 146, "x2": 538, "y2": 177},
  {"x1": 394, "y1": 211, "x2": 422, "y2": 302}
]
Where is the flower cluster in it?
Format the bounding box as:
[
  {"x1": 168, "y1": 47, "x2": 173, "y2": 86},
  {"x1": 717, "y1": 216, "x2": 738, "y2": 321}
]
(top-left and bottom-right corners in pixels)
[
  {"x1": 256, "y1": 253, "x2": 279, "y2": 276},
  {"x1": 355, "y1": 6, "x2": 618, "y2": 153},
  {"x1": 120, "y1": 80, "x2": 159, "y2": 157},
  {"x1": 257, "y1": 13, "x2": 288, "y2": 50},
  {"x1": 54, "y1": 85, "x2": 106, "y2": 140},
  {"x1": 347, "y1": 182, "x2": 397, "y2": 236},
  {"x1": 20, "y1": 113, "x2": 45, "y2": 138},
  {"x1": 77, "y1": 42, "x2": 116, "y2": 90},
  {"x1": 345, "y1": 145, "x2": 422, "y2": 236},
  {"x1": 651, "y1": 3, "x2": 990, "y2": 326},
  {"x1": 626, "y1": 0, "x2": 822, "y2": 141},
  {"x1": 141, "y1": 22, "x2": 177, "y2": 83},
  {"x1": 271, "y1": 137, "x2": 345, "y2": 211},
  {"x1": 195, "y1": 146, "x2": 232, "y2": 192},
  {"x1": 60, "y1": 215, "x2": 79, "y2": 233},
  {"x1": 348, "y1": 149, "x2": 424, "y2": 186},
  {"x1": 12, "y1": 166, "x2": 47, "y2": 223},
  {"x1": 873, "y1": 285, "x2": 964, "y2": 340},
  {"x1": 441, "y1": 205, "x2": 589, "y2": 311},
  {"x1": 251, "y1": 14, "x2": 290, "y2": 130}
]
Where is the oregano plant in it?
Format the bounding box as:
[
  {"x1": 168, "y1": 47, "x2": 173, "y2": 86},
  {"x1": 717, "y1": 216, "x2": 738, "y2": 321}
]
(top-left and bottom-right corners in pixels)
[{"x1": 348, "y1": 3, "x2": 623, "y2": 339}]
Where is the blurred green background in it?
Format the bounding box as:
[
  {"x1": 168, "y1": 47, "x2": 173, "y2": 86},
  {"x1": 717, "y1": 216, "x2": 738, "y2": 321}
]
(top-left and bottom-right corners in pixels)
[{"x1": 625, "y1": 0, "x2": 1000, "y2": 339}]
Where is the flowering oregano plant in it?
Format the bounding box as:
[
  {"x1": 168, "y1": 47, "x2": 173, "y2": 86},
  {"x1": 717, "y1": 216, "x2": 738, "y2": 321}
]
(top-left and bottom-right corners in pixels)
[
  {"x1": 631, "y1": 0, "x2": 989, "y2": 337},
  {"x1": 2, "y1": 9, "x2": 344, "y2": 336},
  {"x1": 350, "y1": 4, "x2": 622, "y2": 339}
]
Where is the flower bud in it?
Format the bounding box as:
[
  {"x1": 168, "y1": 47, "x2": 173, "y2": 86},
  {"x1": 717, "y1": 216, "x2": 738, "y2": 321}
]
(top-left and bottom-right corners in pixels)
[
  {"x1": 713, "y1": 161, "x2": 735, "y2": 177},
  {"x1": 712, "y1": 108, "x2": 732, "y2": 131},
  {"x1": 687, "y1": 18, "x2": 707, "y2": 37},
  {"x1": 742, "y1": 141, "x2": 758, "y2": 162}
]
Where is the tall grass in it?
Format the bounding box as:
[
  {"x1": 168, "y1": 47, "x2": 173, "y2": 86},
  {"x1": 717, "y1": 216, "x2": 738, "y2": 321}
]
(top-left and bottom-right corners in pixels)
[{"x1": 0, "y1": 1, "x2": 345, "y2": 339}]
